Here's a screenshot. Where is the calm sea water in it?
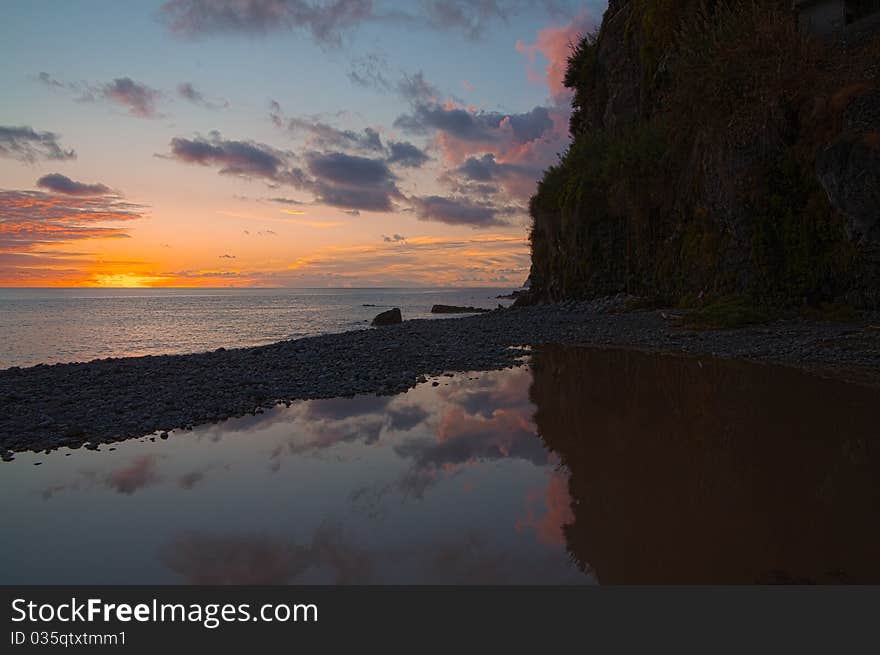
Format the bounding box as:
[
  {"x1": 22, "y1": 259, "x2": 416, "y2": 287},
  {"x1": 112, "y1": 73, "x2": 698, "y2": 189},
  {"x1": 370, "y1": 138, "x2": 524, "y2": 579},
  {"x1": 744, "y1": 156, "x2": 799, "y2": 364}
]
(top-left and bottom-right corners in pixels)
[
  {"x1": 0, "y1": 287, "x2": 510, "y2": 368},
  {"x1": 2, "y1": 346, "x2": 878, "y2": 584}
]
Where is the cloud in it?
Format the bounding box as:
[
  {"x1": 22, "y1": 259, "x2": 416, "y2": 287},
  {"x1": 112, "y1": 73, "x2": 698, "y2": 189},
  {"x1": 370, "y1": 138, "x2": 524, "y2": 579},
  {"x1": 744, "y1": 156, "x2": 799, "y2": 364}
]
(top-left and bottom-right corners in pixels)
[
  {"x1": 287, "y1": 117, "x2": 384, "y2": 153},
  {"x1": 395, "y1": 70, "x2": 441, "y2": 103},
  {"x1": 0, "y1": 189, "x2": 146, "y2": 254},
  {"x1": 271, "y1": 102, "x2": 428, "y2": 170},
  {"x1": 267, "y1": 196, "x2": 306, "y2": 205},
  {"x1": 306, "y1": 151, "x2": 401, "y2": 212},
  {"x1": 159, "y1": 0, "x2": 374, "y2": 46},
  {"x1": 422, "y1": 0, "x2": 521, "y2": 40},
  {"x1": 270, "y1": 101, "x2": 387, "y2": 155},
  {"x1": 387, "y1": 141, "x2": 429, "y2": 168},
  {"x1": 306, "y1": 151, "x2": 392, "y2": 186},
  {"x1": 177, "y1": 81, "x2": 228, "y2": 109},
  {"x1": 99, "y1": 77, "x2": 162, "y2": 118},
  {"x1": 516, "y1": 11, "x2": 596, "y2": 105},
  {"x1": 0, "y1": 125, "x2": 76, "y2": 163},
  {"x1": 396, "y1": 103, "x2": 553, "y2": 144},
  {"x1": 38, "y1": 73, "x2": 183, "y2": 118},
  {"x1": 165, "y1": 131, "x2": 400, "y2": 212},
  {"x1": 158, "y1": 0, "x2": 576, "y2": 45},
  {"x1": 455, "y1": 153, "x2": 535, "y2": 182},
  {"x1": 411, "y1": 195, "x2": 509, "y2": 228},
  {"x1": 166, "y1": 132, "x2": 302, "y2": 183},
  {"x1": 219, "y1": 253, "x2": 236, "y2": 259},
  {"x1": 347, "y1": 52, "x2": 393, "y2": 91},
  {"x1": 312, "y1": 183, "x2": 397, "y2": 212},
  {"x1": 382, "y1": 233, "x2": 406, "y2": 243},
  {"x1": 36, "y1": 173, "x2": 111, "y2": 196}
]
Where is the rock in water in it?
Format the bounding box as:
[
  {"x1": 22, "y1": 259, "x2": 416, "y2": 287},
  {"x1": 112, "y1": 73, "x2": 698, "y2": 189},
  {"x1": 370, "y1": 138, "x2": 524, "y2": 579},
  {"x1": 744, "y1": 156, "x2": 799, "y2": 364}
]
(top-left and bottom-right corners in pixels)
[
  {"x1": 430, "y1": 305, "x2": 491, "y2": 314},
  {"x1": 372, "y1": 308, "x2": 402, "y2": 326}
]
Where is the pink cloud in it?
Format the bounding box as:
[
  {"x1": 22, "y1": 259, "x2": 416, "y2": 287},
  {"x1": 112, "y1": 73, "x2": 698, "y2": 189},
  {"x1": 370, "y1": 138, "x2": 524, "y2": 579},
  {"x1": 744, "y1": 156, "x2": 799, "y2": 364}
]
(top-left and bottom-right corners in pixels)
[{"x1": 516, "y1": 12, "x2": 597, "y2": 105}]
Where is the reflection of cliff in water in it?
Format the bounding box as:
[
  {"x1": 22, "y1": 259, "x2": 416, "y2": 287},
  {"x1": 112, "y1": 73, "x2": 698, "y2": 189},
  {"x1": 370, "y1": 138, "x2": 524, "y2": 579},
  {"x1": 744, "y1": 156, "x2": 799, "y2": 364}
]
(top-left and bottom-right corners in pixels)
[{"x1": 530, "y1": 346, "x2": 880, "y2": 584}]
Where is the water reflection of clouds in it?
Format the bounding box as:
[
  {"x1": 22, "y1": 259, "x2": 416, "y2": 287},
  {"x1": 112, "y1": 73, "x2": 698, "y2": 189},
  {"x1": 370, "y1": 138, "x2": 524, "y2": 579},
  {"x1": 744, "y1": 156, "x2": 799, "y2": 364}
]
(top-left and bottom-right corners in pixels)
[
  {"x1": 18, "y1": 361, "x2": 586, "y2": 584},
  {"x1": 41, "y1": 454, "x2": 218, "y2": 498},
  {"x1": 42, "y1": 454, "x2": 164, "y2": 499},
  {"x1": 161, "y1": 523, "x2": 583, "y2": 585}
]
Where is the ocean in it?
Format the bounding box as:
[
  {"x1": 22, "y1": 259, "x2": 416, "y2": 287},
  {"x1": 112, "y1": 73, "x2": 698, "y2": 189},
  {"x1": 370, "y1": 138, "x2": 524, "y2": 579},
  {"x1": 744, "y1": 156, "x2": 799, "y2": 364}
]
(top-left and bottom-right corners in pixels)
[{"x1": 0, "y1": 287, "x2": 511, "y2": 369}]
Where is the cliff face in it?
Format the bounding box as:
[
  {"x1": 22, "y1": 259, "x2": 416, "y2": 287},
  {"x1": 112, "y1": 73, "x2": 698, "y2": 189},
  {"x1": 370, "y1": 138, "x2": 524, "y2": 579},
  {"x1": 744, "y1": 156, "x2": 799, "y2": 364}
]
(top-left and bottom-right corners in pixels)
[{"x1": 527, "y1": 0, "x2": 880, "y2": 308}]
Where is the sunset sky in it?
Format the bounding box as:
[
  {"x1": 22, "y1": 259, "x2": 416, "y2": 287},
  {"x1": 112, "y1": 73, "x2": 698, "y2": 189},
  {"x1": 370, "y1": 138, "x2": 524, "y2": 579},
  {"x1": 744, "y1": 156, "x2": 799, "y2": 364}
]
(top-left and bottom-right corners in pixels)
[{"x1": 1, "y1": 0, "x2": 604, "y2": 288}]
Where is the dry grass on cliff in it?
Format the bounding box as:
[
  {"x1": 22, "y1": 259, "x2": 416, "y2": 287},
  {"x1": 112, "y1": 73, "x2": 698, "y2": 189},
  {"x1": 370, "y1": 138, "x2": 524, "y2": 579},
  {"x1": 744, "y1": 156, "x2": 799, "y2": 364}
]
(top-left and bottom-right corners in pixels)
[{"x1": 666, "y1": 1, "x2": 822, "y2": 145}]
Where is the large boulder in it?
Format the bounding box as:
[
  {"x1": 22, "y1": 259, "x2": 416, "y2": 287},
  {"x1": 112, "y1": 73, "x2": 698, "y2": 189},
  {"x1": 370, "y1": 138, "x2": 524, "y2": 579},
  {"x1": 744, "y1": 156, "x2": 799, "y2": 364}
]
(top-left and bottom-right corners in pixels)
[{"x1": 371, "y1": 308, "x2": 402, "y2": 326}]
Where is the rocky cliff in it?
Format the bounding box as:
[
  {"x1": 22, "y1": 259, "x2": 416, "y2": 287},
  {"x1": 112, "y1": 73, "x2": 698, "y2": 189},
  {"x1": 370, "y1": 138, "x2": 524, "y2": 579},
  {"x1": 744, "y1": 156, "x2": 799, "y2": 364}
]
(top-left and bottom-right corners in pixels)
[{"x1": 526, "y1": 0, "x2": 880, "y2": 308}]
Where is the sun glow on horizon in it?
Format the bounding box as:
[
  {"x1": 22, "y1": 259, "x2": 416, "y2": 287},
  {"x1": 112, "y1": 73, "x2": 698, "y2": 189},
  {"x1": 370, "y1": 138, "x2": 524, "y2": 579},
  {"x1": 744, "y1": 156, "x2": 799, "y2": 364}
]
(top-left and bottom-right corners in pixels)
[{"x1": 90, "y1": 273, "x2": 167, "y2": 288}]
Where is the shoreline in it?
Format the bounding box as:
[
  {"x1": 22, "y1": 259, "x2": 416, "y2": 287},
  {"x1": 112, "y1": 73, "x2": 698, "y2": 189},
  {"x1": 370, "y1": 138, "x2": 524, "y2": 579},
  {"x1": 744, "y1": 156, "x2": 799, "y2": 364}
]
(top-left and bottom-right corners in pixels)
[{"x1": 3, "y1": 296, "x2": 880, "y2": 458}]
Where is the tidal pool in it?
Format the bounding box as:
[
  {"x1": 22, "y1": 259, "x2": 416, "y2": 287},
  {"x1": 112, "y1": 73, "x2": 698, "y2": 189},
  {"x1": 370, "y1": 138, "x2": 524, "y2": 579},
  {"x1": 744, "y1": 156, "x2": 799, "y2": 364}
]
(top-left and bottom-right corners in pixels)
[{"x1": 2, "y1": 346, "x2": 878, "y2": 584}]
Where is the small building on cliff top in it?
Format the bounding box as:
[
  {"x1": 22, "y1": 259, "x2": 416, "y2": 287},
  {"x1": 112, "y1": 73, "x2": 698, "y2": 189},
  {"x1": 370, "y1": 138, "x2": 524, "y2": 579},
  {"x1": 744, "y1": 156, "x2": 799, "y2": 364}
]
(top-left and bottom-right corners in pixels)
[{"x1": 794, "y1": 0, "x2": 880, "y2": 38}]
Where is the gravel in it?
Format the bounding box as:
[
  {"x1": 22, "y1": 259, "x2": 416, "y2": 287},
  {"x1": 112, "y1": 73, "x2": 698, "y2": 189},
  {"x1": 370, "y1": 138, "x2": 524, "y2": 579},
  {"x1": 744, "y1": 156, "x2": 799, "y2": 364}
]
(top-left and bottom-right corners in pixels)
[{"x1": 2, "y1": 295, "x2": 879, "y2": 457}]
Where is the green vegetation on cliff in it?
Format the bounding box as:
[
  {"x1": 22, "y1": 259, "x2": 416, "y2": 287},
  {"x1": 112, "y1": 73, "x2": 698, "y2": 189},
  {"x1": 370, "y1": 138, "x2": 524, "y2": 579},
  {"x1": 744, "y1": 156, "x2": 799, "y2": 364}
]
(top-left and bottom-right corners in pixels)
[{"x1": 528, "y1": 0, "x2": 880, "y2": 310}]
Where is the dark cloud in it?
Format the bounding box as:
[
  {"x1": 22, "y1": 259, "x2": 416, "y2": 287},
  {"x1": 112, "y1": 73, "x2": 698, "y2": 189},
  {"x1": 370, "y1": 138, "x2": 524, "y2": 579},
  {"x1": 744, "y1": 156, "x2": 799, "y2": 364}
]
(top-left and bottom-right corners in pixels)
[
  {"x1": 37, "y1": 73, "x2": 164, "y2": 118},
  {"x1": 177, "y1": 81, "x2": 227, "y2": 109},
  {"x1": 306, "y1": 151, "x2": 393, "y2": 186},
  {"x1": 267, "y1": 196, "x2": 306, "y2": 205},
  {"x1": 395, "y1": 71, "x2": 441, "y2": 103},
  {"x1": 505, "y1": 106, "x2": 554, "y2": 142},
  {"x1": 37, "y1": 71, "x2": 68, "y2": 90},
  {"x1": 312, "y1": 183, "x2": 397, "y2": 212},
  {"x1": 411, "y1": 195, "x2": 509, "y2": 227},
  {"x1": 0, "y1": 125, "x2": 76, "y2": 163},
  {"x1": 387, "y1": 141, "x2": 429, "y2": 168},
  {"x1": 36, "y1": 173, "x2": 111, "y2": 196},
  {"x1": 382, "y1": 233, "x2": 406, "y2": 243},
  {"x1": 423, "y1": 0, "x2": 517, "y2": 40},
  {"x1": 100, "y1": 77, "x2": 162, "y2": 118},
  {"x1": 159, "y1": 0, "x2": 574, "y2": 45},
  {"x1": 347, "y1": 52, "x2": 393, "y2": 91},
  {"x1": 424, "y1": 0, "x2": 579, "y2": 39},
  {"x1": 270, "y1": 101, "x2": 384, "y2": 153},
  {"x1": 270, "y1": 100, "x2": 428, "y2": 175},
  {"x1": 306, "y1": 151, "x2": 401, "y2": 212},
  {"x1": 395, "y1": 103, "x2": 553, "y2": 145},
  {"x1": 454, "y1": 153, "x2": 536, "y2": 182},
  {"x1": 159, "y1": 0, "x2": 374, "y2": 46},
  {"x1": 167, "y1": 132, "x2": 299, "y2": 183},
  {"x1": 288, "y1": 117, "x2": 384, "y2": 153},
  {"x1": 165, "y1": 131, "x2": 400, "y2": 212}
]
